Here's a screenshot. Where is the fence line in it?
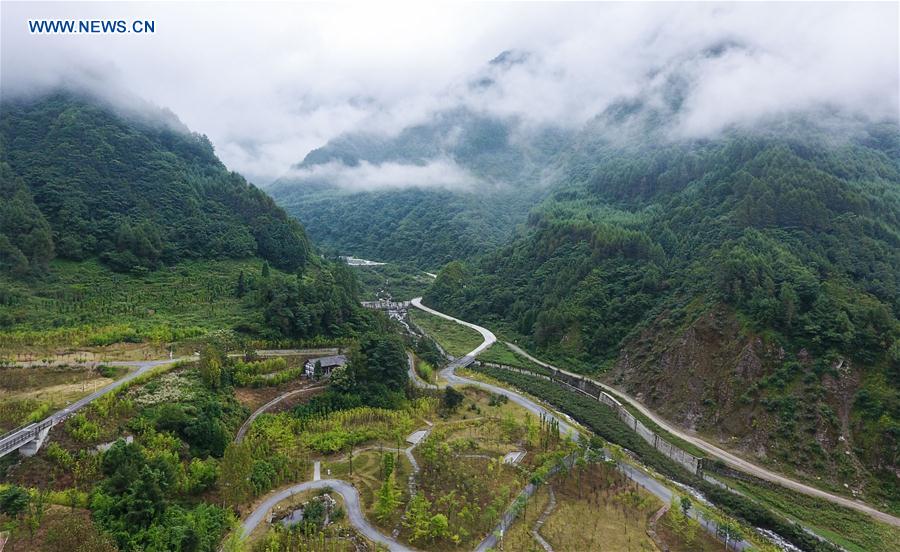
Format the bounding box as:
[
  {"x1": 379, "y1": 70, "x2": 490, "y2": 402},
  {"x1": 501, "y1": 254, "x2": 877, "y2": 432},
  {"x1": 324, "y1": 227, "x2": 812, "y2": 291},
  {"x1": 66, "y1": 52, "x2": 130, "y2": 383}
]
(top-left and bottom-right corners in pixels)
[{"x1": 474, "y1": 361, "x2": 704, "y2": 475}]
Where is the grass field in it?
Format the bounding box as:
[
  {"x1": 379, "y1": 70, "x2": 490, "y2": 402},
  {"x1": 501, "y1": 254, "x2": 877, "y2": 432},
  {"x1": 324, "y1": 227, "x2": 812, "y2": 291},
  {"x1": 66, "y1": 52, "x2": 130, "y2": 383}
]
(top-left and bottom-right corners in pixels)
[
  {"x1": 476, "y1": 342, "x2": 550, "y2": 374},
  {"x1": 413, "y1": 356, "x2": 436, "y2": 383},
  {"x1": 0, "y1": 258, "x2": 269, "y2": 354},
  {"x1": 409, "y1": 309, "x2": 483, "y2": 358},
  {"x1": 538, "y1": 462, "x2": 722, "y2": 552},
  {"x1": 717, "y1": 474, "x2": 900, "y2": 552},
  {"x1": 0, "y1": 504, "x2": 106, "y2": 551},
  {"x1": 499, "y1": 461, "x2": 722, "y2": 552},
  {"x1": 541, "y1": 477, "x2": 659, "y2": 551},
  {"x1": 0, "y1": 363, "x2": 130, "y2": 432},
  {"x1": 500, "y1": 484, "x2": 553, "y2": 552}
]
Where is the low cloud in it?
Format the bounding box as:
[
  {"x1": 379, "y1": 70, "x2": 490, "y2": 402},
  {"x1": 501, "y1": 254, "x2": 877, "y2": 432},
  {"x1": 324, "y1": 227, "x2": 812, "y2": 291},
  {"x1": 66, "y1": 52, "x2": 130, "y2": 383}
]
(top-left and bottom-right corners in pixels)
[
  {"x1": 285, "y1": 159, "x2": 482, "y2": 193},
  {"x1": 2, "y1": 2, "x2": 896, "y2": 184}
]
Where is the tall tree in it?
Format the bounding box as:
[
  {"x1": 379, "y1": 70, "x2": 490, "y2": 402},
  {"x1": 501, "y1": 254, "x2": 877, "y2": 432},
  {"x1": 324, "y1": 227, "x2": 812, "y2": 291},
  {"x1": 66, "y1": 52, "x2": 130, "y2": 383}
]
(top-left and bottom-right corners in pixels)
[{"x1": 220, "y1": 442, "x2": 254, "y2": 506}]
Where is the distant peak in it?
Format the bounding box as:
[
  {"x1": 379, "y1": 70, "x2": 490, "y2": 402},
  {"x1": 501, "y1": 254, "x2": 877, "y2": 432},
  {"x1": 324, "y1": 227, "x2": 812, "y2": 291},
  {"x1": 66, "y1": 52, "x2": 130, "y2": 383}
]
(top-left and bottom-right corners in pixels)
[
  {"x1": 488, "y1": 49, "x2": 532, "y2": 68},
  {"x1": 700, "y1": 39, "x2": 747, "y2": 59}
]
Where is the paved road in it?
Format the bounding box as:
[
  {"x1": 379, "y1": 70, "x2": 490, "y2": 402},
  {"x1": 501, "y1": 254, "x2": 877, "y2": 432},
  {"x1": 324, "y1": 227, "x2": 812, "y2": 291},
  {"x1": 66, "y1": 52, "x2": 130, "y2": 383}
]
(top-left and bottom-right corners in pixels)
[
  {"x1": 61, "y1": 358, "x2": 191, "y2": 417},
  {"x1": 239, "y1": 420, "x2": 433, "y2": 550},
  {"x1": 406, "y1": 352, "x2": 437, "y2": 389},
  {"x1": 410, "y1": 297, "x2": 495, "y2": 357},
  {"x1": 411, "y1": 298, "x2": 580, "y2": 440},
  {"x1": 235, "y1": 385, "x2": 326, "y2": 443},
  {"x1": 409, "y1": 300, "x2": 757, "y2": 551},
  {"x1": 0, "y1": 357, "x2": 189, "y2": 457},
  {"x1": 505, "y1": 342, "x2": 900, "y2": 527},
  {"x1": 240, "y1": 479, "x2": 414, "y2": 551}
]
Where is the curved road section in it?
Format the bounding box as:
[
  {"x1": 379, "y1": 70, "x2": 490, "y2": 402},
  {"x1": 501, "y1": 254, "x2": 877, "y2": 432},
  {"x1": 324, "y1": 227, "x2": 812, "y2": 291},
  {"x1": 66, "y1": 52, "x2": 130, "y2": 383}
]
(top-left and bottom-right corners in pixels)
[
  {"x1": 409, "y1": 299, "x2": 757, "y2": 551},
  {"x1": 410, "y1": 297, "x2": 579, "y2": 440},
  {"x1": 235, "y1": 385, "x2": 325, "y2": 443},
  {"x1": 239, "y1": 301, "x2": 582, "y2": 552},
  {"x1": 240, "y1": 479, "x2": 414, "y2": 552},
  {"x1": 410, "y1": 297, "x2": 495, "y2": 357},
  {"x1": 241, "y1": 299, "x2": 754, "y2": 551},
  {"x1": 406, "y1": 352, "x2": 437, "y2": 390},
  {"x1": 504, "y1": 342, "x2": 900, "y2": 527}
]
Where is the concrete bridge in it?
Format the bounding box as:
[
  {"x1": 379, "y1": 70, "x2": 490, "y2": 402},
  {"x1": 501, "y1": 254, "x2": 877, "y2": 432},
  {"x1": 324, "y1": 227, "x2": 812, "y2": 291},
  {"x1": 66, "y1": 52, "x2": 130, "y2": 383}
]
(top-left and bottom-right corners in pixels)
[
  {"x1": 0, "y1": 358, "x2": 185, "y2": 458},
  {"x1": 0, "y1": 419, "x2": 57, "y2": 457}
]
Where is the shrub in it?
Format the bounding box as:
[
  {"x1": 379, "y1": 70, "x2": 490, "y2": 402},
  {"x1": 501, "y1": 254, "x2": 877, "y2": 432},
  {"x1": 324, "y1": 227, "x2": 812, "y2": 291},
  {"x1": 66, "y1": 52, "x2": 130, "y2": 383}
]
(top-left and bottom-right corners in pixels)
[
  {"x1": 97, "y1": 365, "x2": 123, "y2": 379},
  {"x1": 45, "y1": 442, "x2": 74, "y2": 470},
  {"x1": 442, "y1": 387, "x2": 464, "y2": 412},
  {"x1": 66, "y1": 413, "x2": 101, "y2": 443}
]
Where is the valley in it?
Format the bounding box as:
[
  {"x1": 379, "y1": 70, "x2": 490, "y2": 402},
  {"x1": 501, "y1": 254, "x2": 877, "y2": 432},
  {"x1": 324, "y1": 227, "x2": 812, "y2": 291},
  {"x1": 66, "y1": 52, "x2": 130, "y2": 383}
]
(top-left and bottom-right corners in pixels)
[{"x1": 2, "y1": 4, "x2": 897, "y2": 550}]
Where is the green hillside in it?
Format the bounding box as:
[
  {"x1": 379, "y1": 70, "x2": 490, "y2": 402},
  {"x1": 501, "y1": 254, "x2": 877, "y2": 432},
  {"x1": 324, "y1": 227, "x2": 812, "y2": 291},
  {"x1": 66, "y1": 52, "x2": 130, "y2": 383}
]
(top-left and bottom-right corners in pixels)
[
  {"x1": 426, "y1": 117, "x2": 900, "y2": 510},
  {"x1": 0, "y1": 92, "x2": 363, "y2": 349},
  {"x1": 268, "y1": 107, "x2": 572, "y2": 268},
  {"x1": 1, "y1": 92, "x2": 311, "y2": 276}
]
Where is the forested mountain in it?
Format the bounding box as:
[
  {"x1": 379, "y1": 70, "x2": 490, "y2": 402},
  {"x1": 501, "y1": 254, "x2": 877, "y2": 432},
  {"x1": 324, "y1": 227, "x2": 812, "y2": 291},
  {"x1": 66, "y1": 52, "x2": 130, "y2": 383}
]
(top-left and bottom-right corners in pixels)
[
  {"x1": 0, "y1": 92, "x2": 363, "y2": 341},
  {"x1": 426, "y1": 114, "x2": 900, "y2": 507},
  {"x1": 1, "y1": 92, "x2": 312, "y2": 276},
  {"x1": 268, "y1": 54, "x2": 573, "y2": 267}
]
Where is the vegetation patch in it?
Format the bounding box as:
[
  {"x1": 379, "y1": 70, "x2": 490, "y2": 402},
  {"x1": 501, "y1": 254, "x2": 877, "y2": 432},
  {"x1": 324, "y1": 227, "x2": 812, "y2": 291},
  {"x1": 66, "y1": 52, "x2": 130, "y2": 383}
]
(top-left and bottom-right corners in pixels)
[
  {"x1": 414, "y1": 356, "x2": 436, "y2": 383},
  {"x1": 398, "y1": 387, "x2": 574, "y2": 550},
  {"x1": 538, "y1": 462, "x2": 660, "y2": 552},
  {"x1": 246, "y1": 488, "x2": 368, "y2": 552},
  {"x1": 472, "y1": 364, "x2": 847, "y2": 552},
  {"x1": 409, "y1": 309, "x2": 483, "y2": 358},
  {"x1": 476, "y1": 342, "x2": 550, "y2": 375},
  {"x1": 717, "y1": 474, "x2": 900, "y2": 552}
]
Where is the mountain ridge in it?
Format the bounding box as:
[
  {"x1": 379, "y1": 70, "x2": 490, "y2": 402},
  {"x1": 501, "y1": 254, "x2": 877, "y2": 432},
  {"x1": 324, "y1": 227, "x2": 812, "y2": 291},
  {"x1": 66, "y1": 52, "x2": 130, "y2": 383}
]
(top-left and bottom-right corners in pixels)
[
  {"x1": 425, "y1": 118, "x2": 900, "y2": 510},
  {"x1": 1, "y1": 91, "x2": 312, "y2": 276}
]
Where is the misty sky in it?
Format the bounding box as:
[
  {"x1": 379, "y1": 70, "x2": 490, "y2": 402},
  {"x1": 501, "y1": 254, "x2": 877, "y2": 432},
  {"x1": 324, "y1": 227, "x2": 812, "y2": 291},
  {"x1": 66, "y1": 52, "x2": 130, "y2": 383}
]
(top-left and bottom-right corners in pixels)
[{"x1": 2, "y1": 1, "x2": 898, "y2": 185}]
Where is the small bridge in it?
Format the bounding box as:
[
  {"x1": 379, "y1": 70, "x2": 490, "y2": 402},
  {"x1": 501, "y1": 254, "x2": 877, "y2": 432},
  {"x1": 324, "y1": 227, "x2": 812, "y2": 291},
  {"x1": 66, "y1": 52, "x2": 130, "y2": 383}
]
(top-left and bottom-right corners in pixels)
[
  {"x1": 0, "y1": 357, "x2": 184, "y2": 458},
  {"x1": 0, "y1": 418, "x2": 58, "y2": 458}
]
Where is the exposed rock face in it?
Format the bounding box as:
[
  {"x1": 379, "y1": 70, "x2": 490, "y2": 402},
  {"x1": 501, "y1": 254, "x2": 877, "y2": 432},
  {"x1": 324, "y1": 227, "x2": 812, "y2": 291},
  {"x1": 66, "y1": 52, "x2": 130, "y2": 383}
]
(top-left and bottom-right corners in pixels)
[
  {"x1": 609, "y1": 305, "x2": 764, "y2": 437},
  {"x1": 606, "y1": 303, "x2": 870, "y2": 494}
]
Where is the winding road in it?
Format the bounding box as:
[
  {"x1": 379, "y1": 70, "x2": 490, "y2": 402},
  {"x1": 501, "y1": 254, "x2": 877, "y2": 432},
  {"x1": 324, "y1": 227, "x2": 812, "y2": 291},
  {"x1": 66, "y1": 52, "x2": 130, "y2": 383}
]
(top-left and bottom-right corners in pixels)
[
  {"x1": 411, "y1": 297, "x2": 581, "y2": 440},
  {"x1": 235, "y1": 385, "x2": 326, "y2": 443},
  {"x1": 504, "y1": 342, "x2": 900, "y2": 527},
  {"x1": 238, "y1": 298, "x2": 759, "y2": 551},
  {"x1": 240, "y1": 479, "x2": 414, "y2": 552},
  {"x1": 238, "y1": 301, "x2": 584, "y2": 552},
  {"x1": 238, "y1": 424, "x2": 433, "y2": 551},
  {"x1": 409, "y1": 298, "x2": 753, "y2": 551}
]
